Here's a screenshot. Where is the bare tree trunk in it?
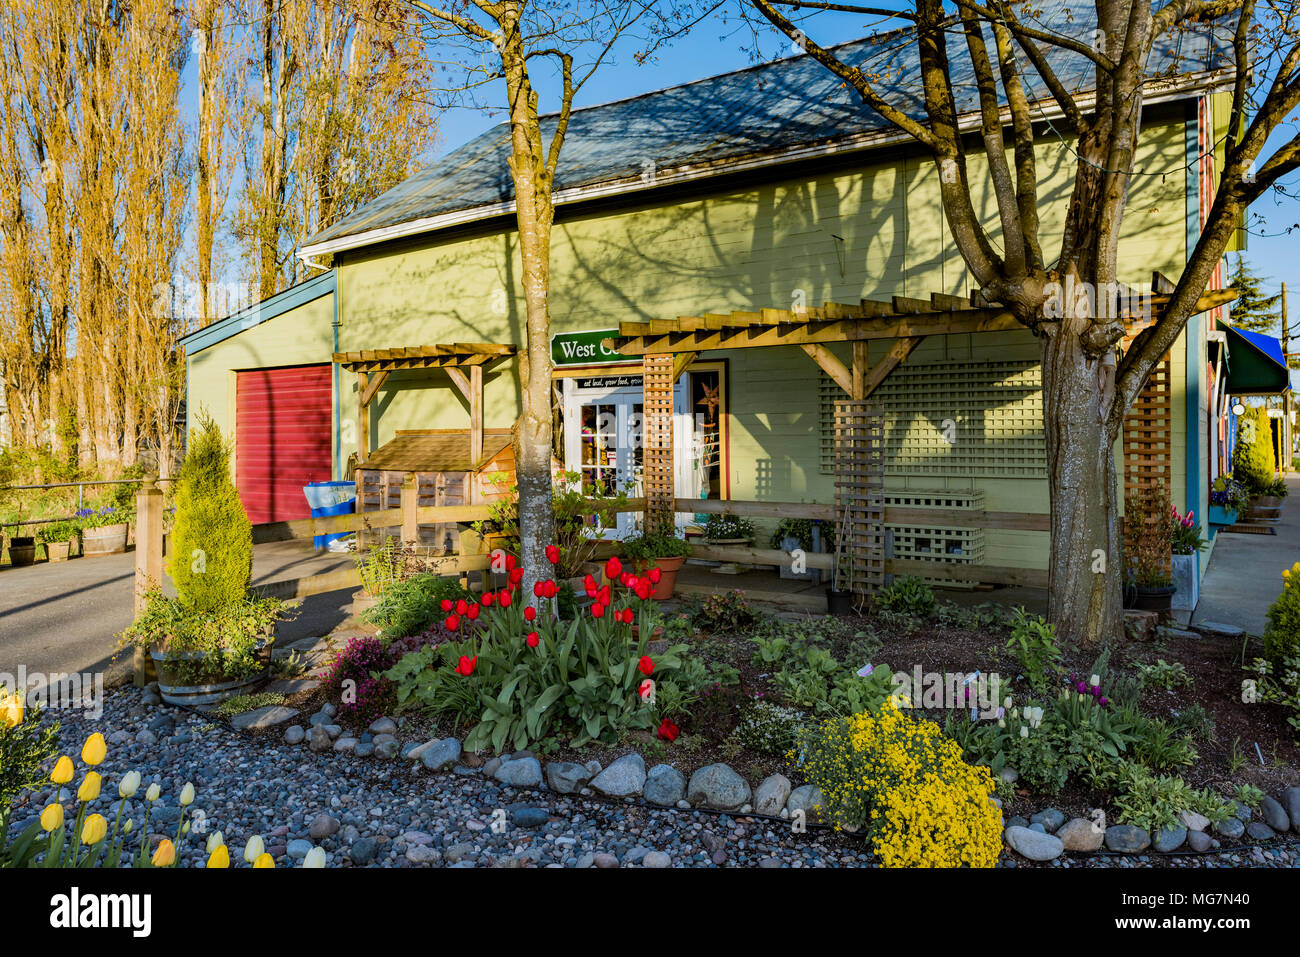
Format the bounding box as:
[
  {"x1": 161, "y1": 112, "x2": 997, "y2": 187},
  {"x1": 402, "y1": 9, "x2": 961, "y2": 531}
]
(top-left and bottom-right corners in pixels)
[{"x1": 1042, "y1": 313, "x2": 1123, "y2": 647}]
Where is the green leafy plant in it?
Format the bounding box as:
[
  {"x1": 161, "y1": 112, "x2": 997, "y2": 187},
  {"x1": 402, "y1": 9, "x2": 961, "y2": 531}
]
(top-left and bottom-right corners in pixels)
[
  {"x1": 1137, "y1": 658, "x2": 1191, "y2": 690},
  {"x1": 1131, "y1": 718, "x2": 1198, "y2": 770},
  {"x1": 687, "y1": 589, "x2": 759, "y2": 634},
  {"x1": 621, "y1": 525, "x2": 690, "y2": 563},
  {"x1": 1124, "y1": 482, "x2": 1173, "y2": 587},
  {"x1": 35, "y1": 519, "x2": 80, "y2": 545},
  {"x1": 1232, "y1": 404, "x2": 1276, "y2": 494},
  {"x1": 874, "y1": 576, "x2": 936, "y2": 617},
  {"x1": 1168, "y1": 505, "x2": 1207, "y2": 555},
  {"x1": 1170, "y1": 703, "x2": 1216, "y2": 742},
  {"x1": 1264, "y1": 561, "x2": 1300, "y2": 673},
  {"x1": 211, "y1": 692, "x2": 286, "y2": 718},
  {"x1": 356, "y1": 535, "x2": 403, "y2": 598},
  {"x1": 1112, "y1": 763, "x2": 1229, "y2": 833},
  {"x1": 1005, "y1": 607, "x2": 1063, "y2": 693},
  {"x1": 363, "y1": 572, "x2": 469, "y2": 637},
  {"x1": 701, "y1": 512, "x2": 754, "y2": 541},
  {"x1": 731, "y1": 699, "x2": 807, "y2": 755},
  {"x1": 769, "y1": 518, "x2": 818, "y2": 552},
  {"x1": 168, "y1": 412, "x2": 252, "y2": 612},
  {"x1": 1233, "y1": 783, "x2": 1265, "y2": 810}
]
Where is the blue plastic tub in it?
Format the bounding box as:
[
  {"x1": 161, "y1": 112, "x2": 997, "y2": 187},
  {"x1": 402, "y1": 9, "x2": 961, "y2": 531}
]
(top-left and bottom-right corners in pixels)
[{"x1": 304, "y1": 481, "x2": 356, "y2": 550}]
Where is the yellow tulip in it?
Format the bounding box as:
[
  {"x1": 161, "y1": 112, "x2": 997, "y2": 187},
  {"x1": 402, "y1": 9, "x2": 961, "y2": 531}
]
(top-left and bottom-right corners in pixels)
[
  {"x1": 81, "y1": 732, "x2": 106, "y2": 766},
  {"x1": 40, "y1": 803, "x2": 64, "y2": 831},
  {"x1": 206, "y1": 844, "x2": 230, "y2": 869},
  {"x1": 151, "y1": 838, "x2": 176, "y2": 867},
  {"x1": 0, "y1": 691, "x2": 22, "y2": 729},
  {"x1": 77, "y1": 771, "x2": 102, "y2": 802},
  {"x1": 81, "y1": 813, "x2": 108, "y2": 845},
  {"x1": 50, "y1": 756, "x2": 74, "y2": 785},
  {"x1": 253, "y1": 853, "x2": 275, "y2": 868},
  {"x1": 243, "y1": 835, "x2": 264, "y2": 863}
]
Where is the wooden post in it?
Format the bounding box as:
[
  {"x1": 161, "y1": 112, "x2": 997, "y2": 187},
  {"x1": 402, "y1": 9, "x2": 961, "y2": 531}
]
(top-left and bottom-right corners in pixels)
[
  {"x1": 401, "y1": 474, "x2": 419, "y2": 546},
  {"x1": 851, "y1": 341, "x2": 868, "y2": 400},
  {"x1": 357, "y1": 371, "x2": 369, "y2": 464},
  {"x1": 470, "y1": 363, "x2": 483, "y2": 467},
  {"x1": 133, "y1": 476, "x2": 164, "y2": 687},
  {"x1": 643, "y1": 354, "x2": 675, "y2": 534}
]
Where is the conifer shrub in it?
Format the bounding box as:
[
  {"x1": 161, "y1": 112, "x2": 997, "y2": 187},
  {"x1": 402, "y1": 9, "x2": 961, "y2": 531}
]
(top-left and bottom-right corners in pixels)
[
  {"x1": 168, "y1": 412, "x2": 252, "y2": 612},
  {"x1": 1233, "y1": 405, "x2": 1276, "y2": 494}
]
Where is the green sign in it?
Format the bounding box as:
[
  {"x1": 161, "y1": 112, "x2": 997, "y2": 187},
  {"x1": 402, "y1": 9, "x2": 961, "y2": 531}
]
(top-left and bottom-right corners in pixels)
[{"x1": 551, "y1": 329, "x2": 624, "y2": 366}]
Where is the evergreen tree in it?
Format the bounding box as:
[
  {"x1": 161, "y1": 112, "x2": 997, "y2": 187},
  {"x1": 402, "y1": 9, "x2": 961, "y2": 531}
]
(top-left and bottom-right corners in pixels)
[
  {"x1": 168, "y1": 411, "x2": 252, "y2": 613},
  {"x1": 1228, "y1": 254, "x2": 1283, "y2": 334}
]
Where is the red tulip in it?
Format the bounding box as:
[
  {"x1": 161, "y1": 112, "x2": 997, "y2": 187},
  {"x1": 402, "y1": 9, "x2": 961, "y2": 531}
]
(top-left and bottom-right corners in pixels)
[
  {"x1": 526, "y1": 631, "x2": 540, "y2": 648},
  {"x1": 626, "y1": 575, "x2": 639, "y2": 589},
  {"x1": 598, "y1": 585, "x2": 612, "y2": 605},
  {"x1": 623, "y1": 608, "x2": 636, "y2": 624},
  {"x1": 509, "y1": 567, "x2": 524, "y2": 585},
  {"x1": 455, "y1": 655, "x2": 477, "y2": 676},
  {"x1": 455, "y1": 599, "x2": 468, "y2": 616},
  {"x1": 440, "y1": 598, "x2": 453, "y2": 612},
  {"x1": 534, "y1": 581, "x2": 546, "y2": 598},
  {"x1": 499, "y1": 590, "x2": 513, "y2": 608},
  {"x1": 638, "y1": 655, "x2": 653, "y2": 676},
  {"x1": 545, "y1": 544, "x2": 560, "y2": 564},
  {"x1": 657, "y1": 719, "x2": 679, "y2": 743},
  {"x1": 634, "y1": 581, "x2": 652, "y2": 601},
  {"x1": 591, "y1": 602, "x2": 606, "y2": 619},
  {"x1": 618, "y1": 571, "x2": 631, "y2": 588},
  {"x1": 524, "y1": 606, "x2": 537, "y2": 622},
  {"x1": 466, "y1": 603, "x2": 480, "y2": 621},
  {"x1": 543, "y1": 580, "x2": 558, "y2": 599},
  {"x1": 482, "y1": 591, "x2": 495, "y2": 607},
  {"x1": 647, "y1": 567, "x2": 662, "y2": 584},
  {"x1": 605, "y1": 556, "x2": 622, "y2": 580},
  {"x1": 505, "y1": 552, "x2": 517, "y2": 571},
  {"x1": 584, "y1": 578, "x2": 598, "y2": 598},
  {"x1": 444, "y1": 614, "x2": 460, "y2": 632}
]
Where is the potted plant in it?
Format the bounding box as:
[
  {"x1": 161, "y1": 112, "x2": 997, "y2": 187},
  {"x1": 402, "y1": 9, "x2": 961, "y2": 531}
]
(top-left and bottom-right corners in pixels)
[
  {"x1": 1124, "y1": 484, "x2": 1176, "y2": 614},
  {"x1": 1169, "y1": 505, "x2": 1206, "y2": 612},
  {"x1": 1233, "y1": 405, "x2": 1286, "y2": 522},
  {"x1": 36, "y1": 519, "x2": 80, "y2": 563},
  {"x1": 78, "y1": 506, "x2": 131, "y2": 557},
  {"x1": 621, "y1": 516, "x2": 691, "y2": 600},
  {"x1": 352, "y1": 534, "x2": 402, "y2": 617},
  {"x1": 701, "y1": 512, "x2": 755, "y2": 545},
  {"x1": 4, "y1": 521, "x2": 36, "y2": 567},
  {"x1": 770, "y1": 517, "x2": 825, "y2": 582},
  {"x1": 1208, "y1": 473, "x2": 1248, "y2": 527}
]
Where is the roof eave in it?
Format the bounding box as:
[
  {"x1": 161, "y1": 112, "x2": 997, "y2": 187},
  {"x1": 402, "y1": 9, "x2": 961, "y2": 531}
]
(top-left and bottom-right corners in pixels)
[{"x1": 299, "y1": 68, "x2": 1233, "y2": 263}]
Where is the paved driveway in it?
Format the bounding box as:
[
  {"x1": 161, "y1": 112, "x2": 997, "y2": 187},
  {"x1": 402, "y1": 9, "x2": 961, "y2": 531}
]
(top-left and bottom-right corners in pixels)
[{"x1": 0, "y1": 542, "x2": 356, "y2": 679}]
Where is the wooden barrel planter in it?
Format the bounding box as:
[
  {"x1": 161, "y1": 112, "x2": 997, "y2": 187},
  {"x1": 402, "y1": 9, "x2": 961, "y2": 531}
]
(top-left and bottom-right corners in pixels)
[
  {"x1": 7, "y1": 536, "x2": 37, "y2": 567},
  {"x1": 1244, "y1": 496, "x2": 1284, "y2": 524},
  {"x1": 150, "y1": 644, "x2": 269, "y2": 707},
  {"x1": 82, "y1": 522, "x2": 130, "y2": 556}
]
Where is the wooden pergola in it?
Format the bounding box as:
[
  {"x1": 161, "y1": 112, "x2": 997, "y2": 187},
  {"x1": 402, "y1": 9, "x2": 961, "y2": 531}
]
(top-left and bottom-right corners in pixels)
[
  {"x1": 333, "y1": 343, "x2": 516, "y2": 465},
  {"x1": 603, "y1": 281, "x2": 1237, "y2": 587}
]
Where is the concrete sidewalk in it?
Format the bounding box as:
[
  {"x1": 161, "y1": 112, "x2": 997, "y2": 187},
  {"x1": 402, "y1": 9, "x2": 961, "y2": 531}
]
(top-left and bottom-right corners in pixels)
[
  {"x1": 0, "y1": 540, "x2": 356, "y2": 679},
  {"x1": 1190, "y1": 475, "x2": 1300, "y2": 636}
]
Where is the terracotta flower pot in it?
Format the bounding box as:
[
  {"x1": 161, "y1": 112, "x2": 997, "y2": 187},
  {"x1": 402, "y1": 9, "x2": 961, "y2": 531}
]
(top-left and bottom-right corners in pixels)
[{"x1": 648, "y1": 555, "x2": 685, "y2": 600}]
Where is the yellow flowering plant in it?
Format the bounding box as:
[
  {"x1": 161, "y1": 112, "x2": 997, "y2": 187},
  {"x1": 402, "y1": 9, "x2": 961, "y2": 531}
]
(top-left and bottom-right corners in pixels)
[
  {"x1": 793, "y1": 701, "x2": 1003, "y2": 867},
  {"x1": 0, "y1": 691, "x2": 60, "y2": 866}
]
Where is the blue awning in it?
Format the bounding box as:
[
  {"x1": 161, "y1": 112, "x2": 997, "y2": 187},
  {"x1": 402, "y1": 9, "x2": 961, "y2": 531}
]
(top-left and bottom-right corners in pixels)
[{"x1": 1222, "y1": 323, "x2": 1291, "y2": 394}]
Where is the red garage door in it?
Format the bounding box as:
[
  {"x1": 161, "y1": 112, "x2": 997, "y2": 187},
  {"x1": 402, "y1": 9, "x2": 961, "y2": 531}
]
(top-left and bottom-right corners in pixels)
[{"x1": 235, "y1": 365, "x2": 333, "y2": 525}]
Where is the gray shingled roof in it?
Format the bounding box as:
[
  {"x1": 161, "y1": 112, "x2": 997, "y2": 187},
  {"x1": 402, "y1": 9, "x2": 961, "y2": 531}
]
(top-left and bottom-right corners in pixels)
[{"x1": 304, "y1": 7, "x2": 1231, "y2": 252}]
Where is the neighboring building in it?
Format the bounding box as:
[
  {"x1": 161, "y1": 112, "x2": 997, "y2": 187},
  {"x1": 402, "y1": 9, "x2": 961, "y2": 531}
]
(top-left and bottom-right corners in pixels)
[{"x1": 181, "y1": 18, "x2": 1248, "y2": 590}]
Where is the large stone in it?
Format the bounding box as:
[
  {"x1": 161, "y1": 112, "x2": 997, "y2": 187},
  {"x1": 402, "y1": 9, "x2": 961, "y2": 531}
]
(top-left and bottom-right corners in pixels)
[
  {"x1": 1104, "y1": 825, "x2": 1151, "y2": 853},
  {"x1": 368, "y1": 716, "x2": 398, "y2": 735},
  {"x1": 687, "y1": 764, "x2": 751, "y2": 811},
  {"x1": 755, "y1": 774, "x2": 792, "y2": 817},
  {"x1": 1003, "y1": 825, "x2": 1064, "y2": 861},
  {"x1": 1056, "y1": 817, "x2": 1104, "y2": 852},
  {"x1": 231, "y1": 705, "x2": 299, "y2": 730},
  {"x1": 406, "y1": 845, "x2": 441, "y2": 864},
  {"x1": 1191, "y1": 621, "x2": 1244, "y2": 639},
  {"x1": 1153, "y1": 826, "x2": 1187, "y2": 852},
  {"x1": 1231, "y1": 800, "x2": 1252, "y2": 822},
  {"x1": 309, "y1": 814, "x2": 340, "y2": 840},
  {"x1": 308, "y1": 725, "x2": 332, "y2": 752},
  {"x1": 512, "y1": 807, "x2": 549, "y2": 828},
  {"x1": 1260, "y1": 795, "x2": 1291, "y2": 833},
  {"x1": 644, "y1": 765, "x2": 686, "y2": 807},
  {"x1": 1178, "y1": 810, "x2": 1210, "y2": 832},
  {"x1": 351, "y1": 837, "x2": 379, "y2": 865},
  {"x1": 1246, "y1": 821, "x2": 1276, "y2": 841},
  {"x1": 263, "y1": 678, "x2": 321, "y2": 696},
  {"x1": 284, "y1": 725, "x2": 305, "y2": 745},
  {"x1": 1030, "y1": 808, "x2": 1067, "y2": 834},
  {"x1": 419, "y1": 738, "x2": 462, "y2": 772},
  {"x1": 494, "y1": 756, "x2": 544, "y2": 788},
  {"x1": 332, "y1": 737, "x2": 358, "y2": 753},
  {"x1": 590, "y1": 754, "x2": 647, "y2": 797},
  {"x1": 786, "y1": 785, "x2": 824, "y2": 823},
  {"x1": 546, "y1": 761, "x2": 594, "y2": 794},
  {"x1": 642, "y1": 851, "x2": 672, "y2": 869},
  {"x1": 1214, "y1": 817, "x2": 1245, "y2": 840},
  {"x1": 1187, "y1": 829, "x2": 1214, "y2": 853}
]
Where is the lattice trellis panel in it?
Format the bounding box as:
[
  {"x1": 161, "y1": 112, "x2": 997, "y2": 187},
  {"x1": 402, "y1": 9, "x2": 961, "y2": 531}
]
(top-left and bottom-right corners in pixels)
[
  {"x1": 833, "y1": 401, "x2": 886, "y2": 597},
  {"x1": 819, "y1": 360, "x2": 1045, "y2": 476},
  {"x1": 642, "y1": 354, "x2": 675, "y2": 534},
  {"x1": 1122, "y1": 353, "x2": 1172, "y2": 496},
  {"x1": 1122, "y1": 352, "x2": 1173, "y2": 579}
]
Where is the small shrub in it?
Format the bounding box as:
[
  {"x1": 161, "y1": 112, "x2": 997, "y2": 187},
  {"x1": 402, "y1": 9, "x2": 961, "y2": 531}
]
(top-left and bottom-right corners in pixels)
[
  {"x1": 1137, "y1": 658, "x2": 1191, "y2": 690},
  {"x1": 0, "y1": 694, "x2": 60, "y2": 807},
  {"x1": 1264, "y1": 562, "x2": 1300, "y2": 672},
  {"x1": 1233, "y1": 783, "x2": 1265, "y2": 810},
  {"x1": 363, "y1": 573, "x2": 470, "y2": 638},
  {"x1": 875, "y1": 576, "x2": 935, "y2": 617},
  {"x1": 796, "y1": 702, "x2": 1002, "y2": 867},
  {"x1": 689, "y1": 590, "x2": 760, "y2": 634},
  {"x1": 1005, "y1": 607, "x2": 1063, "y2": 693},
  {"x1": 1232, "y1": 404, "x2": 1275, "y2": 494},
  {"x1": 1131, "y1": 718, "x2": 1198, "y2": 770},
  {"x1": 1113, "y1": 763, "x2": 1229, "y2": 832},
  {"x1": 168, "y1": 412, "x2": 252, "y2": 612},
  {"x1": 731, "y1": 699, "x2": 807, "y2": 755},
  {"x1": 326, "y1": 636, "x2": 395, "y2": 724},
  {"x1": 1170, "y1": 703, "x2": 1216, "y2": 742}
]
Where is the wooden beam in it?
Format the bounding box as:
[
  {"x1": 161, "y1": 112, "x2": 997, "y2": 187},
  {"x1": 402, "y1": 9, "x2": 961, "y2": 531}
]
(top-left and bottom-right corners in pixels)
[
  {"x1": 360, "y1": 370, "x2": 388, "y2": 407},
  {"x1": 862, "y1": 337, "x2": 925, "y2": 397},
  {"x1": 800, "y1": 343, "x2": 853, "y2": 395},
  {"x1": 672, "y1": 351, "x2": 698, "y2": 382},
  {"x1": 357, "y1": 371, "x2": 369, "y2": 463},
  {"x1": 445, "y1": 366, "x2": 472, "y2": 403},
  {"x1": 851, "y1": 341, "x2": 868, "y2": 399}
]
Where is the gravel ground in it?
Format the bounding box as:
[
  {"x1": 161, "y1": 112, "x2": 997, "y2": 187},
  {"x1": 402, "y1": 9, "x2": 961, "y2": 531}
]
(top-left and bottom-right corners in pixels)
[{"x1": 10, "y1": 687, "x2": 1299, "y2": 868}]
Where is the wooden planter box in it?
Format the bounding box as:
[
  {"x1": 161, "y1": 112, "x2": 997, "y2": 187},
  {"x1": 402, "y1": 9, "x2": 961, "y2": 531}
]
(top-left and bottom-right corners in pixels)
[
  {"x1": 44, "y1": 541, "x2": 72, "y2": 563},
  {"x1": 1207, "y1": 504, "x2": 1238, "y2": 527},
  {"x1": 1244, "y1": 495, "x2": 1284, "y2": 524}
]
